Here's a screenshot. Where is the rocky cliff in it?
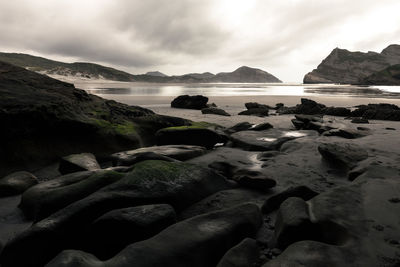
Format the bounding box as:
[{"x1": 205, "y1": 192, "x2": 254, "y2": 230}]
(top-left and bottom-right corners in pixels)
[
  {"x1": 361, "y1": 64, "x2": 400, "y2": 85},
  {"x1": 303, "y1": 45, "x2": 400, "y2": 84}
]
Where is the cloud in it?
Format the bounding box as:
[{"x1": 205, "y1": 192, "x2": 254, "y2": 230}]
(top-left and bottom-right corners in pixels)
[{"x1": 0, "y1": 0, "x2": 399, "y2": 81}]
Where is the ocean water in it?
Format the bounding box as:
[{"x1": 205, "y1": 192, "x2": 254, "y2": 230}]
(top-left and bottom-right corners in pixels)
[{"x1": 77, "y1": 81, "x2": 400, "y2": 98}]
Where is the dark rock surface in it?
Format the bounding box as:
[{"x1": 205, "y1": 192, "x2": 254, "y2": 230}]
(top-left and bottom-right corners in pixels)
[
  {"x1": 361, "y1": 64, "x2": 400, "y2": 85},
  {"x1": 46, "y1": 203, "x2": 262, "y2": 267},
  {"x1": 323, "y1": 107, "x2": 351, "y2": 116},
  {"x1": 232, "y1": 169, "x2": 276, "y2": 191},
  {"x1": 171, "y1": 95, "x2": 208, "y2": 110},
  {"x1": 225, "y1": 122, "x2": 253, "y2": 134},
  {"x1": 322, "y1": 128, "x2": 367, "y2": 139},
  {"x1": 318, "y1": 142, "x2": 368, "y2": 170},
  {"x1": 351, "y1": 117, "x2": 369, "y2": 124},
  {"x1": 156, "y1": 126, "x2": 226, "y2": 149},
  {"x1": 251, "y1": 122, "x2": 274, "y2": 131},
  {"x1": 58, "y1": 153, "x2": 100, "y2": 175},
  {"x1": 238, "y1": 108, "x2": 269, "y2": 117},
  {"x1": 351, "y1": 103, "x2": 400, "y2": 121},
  {"x1": 111, "y1": 145, "x2": 206, "y2": 165},
  {"x1": 216, "y1": 238, "x2": 260, "y2": 267},
  {"x1": 0, "y1": 171, "x2": 38, "y2": 197},
  {"x1": 201, "y1": 107, "x2": 231, "y2": 116}
]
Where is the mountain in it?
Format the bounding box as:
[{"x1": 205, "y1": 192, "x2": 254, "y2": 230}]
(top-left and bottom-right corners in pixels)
[
  {"x1": 361, "y1": 64, "x2": 400, "y2": 85},
  {"x1": 0, "y1": 52, "x2": 282, "y2": 83},
  {"x1": 145, "y1": 71, "x2": 168, "y2": 77},
  {"x1": 303, "y1": 44, "x2": 400, "y2": 84},
  {"x1": 212, "y1": 66, "x2": 281, "y2": 83},
  {"x1": 0, "y1": 52, "x2": 136, "y2": 81}
]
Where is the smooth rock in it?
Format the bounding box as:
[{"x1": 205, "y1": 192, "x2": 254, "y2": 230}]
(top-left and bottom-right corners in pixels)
[
  {"x1": 318, "y1": 142, "x2": 368, "y2": 169},
  {"x1": 322, "y1": 128, "x2": 366, "y2": 139},
  {"x1": 171, "y1": 95, "x2": 208, "y2": 110},
  {"x1": 58, "y1": 153, "x2": 100, "y2": 175},
  {"x1": 225, "y1": 122, "x2": 253, "y2": 134},
  {"x1": 201, "y1": 107, "x2": 230, "y2": 116},
  {"x1": 232, "y1": 169, "x2": 276, "y2": 190},
  {"x1": 251, "y1": 122, "x2": 273, "y2": 131},
  {"x1": 216, "y1": 238, "x2": 260, "y2": 267},
  {"x1": 0, "y1": 171, "x2": 38, "y2": 197}
]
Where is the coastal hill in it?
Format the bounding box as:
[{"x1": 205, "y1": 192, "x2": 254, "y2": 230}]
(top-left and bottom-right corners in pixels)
[
  {"x1": 0, "y1": 52, "x2": 282, "y2": 83},
  {"x1": 303, "y1": 44, "x2": 400, "y2": 84}
]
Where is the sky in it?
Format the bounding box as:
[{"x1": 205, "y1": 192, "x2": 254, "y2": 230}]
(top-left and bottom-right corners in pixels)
[{"x1": 1, "y1": 0, "x2": 400, "y2": 82}]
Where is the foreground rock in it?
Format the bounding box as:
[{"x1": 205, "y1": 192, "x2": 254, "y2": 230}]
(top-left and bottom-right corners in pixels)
[
  {"x1": 265, "y1": 178, "x2": 400, "y2": 266},
  {"x1": 46, "y1": 203, "x2": 262, "y2": 267},
  {"x1": 201, "y1": 107, "x2": 230, "y2": 116},
  {"x1": 216, "y1": 238, "x2": 260, "y2": 267},
  {"x1": 1, "y1": 160, "x2": 232, "y2": 267},
  {"x1": 171, "y1": 95, "x2": 208, "y2": 109},
  {"x1": 111, "y1": 145, "x2": 206, "y2": 165},
  {"x1": 351, "y1": 103, "x2": 400, "y2": 121},
  {"x1": 0, "y1": 61, "x2": 188, "y2": 177},
  {"x1": 318, "y1": 142, "x2": 368, "y2": 170},
  {"x1": 58, "y1": 153, "x2": 100, "y2": 175},
  {"x1": 0, "y1": 171, "x2": 38, "y2": 197}
]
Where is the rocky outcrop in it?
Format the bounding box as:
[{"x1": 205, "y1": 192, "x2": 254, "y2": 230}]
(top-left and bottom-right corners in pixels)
[
  {"x1": 361, "y1": 64, "x2": 400, "y2": 85},
  {"x1": 213, "y1": 66, "x2": 282, "y2": 83},
  {"x1": 0, "y1": 61, "x2": 187, "y2": 176},
  {"x1": 304, "y1": 44, "x2": 400, "y2": 84}
]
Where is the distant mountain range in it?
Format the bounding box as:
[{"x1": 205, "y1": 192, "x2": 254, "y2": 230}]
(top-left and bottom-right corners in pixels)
[
  {"x1": 304, "y1": 44, "x2": 400, "y2": 85},
  {"x1": 0, "y1": 52, "x2": 282, "y2": 83}
]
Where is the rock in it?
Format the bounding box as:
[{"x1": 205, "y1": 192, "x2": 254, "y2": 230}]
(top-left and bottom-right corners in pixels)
[
  {"x1": 45, "y1": 203, "x2": 262, "y2": 267},
  {"x1": 216, "y1": 238, "x2": 260, "y2": 267},
  {"x1": 171, "y1": 95, "x2": 208, "y2": 110},
  {"x1": 245, "y1": 102, "x2": 272, "y2": 110},
  {"x1": 361, "y1": 64, "x2": 400, "y2": 85},
  {"x1": 20, "y1": 170, "x2": 124, "y2": 221},
  {"x1": 83, "y1": 204, "x2": 176, "y2": 259},
  {"x1": 264, "y1": 178, "x2": 400, "y2": 267},
  {"x1": 295, "y1": 98, "x2": 326, "y2": 115},
  {"x1": 230, "y1": 129, "x2": 308, "y2": 151},
  {"x1": 250, "y1": 122, "x2": 273, "y2": 131},
  {"x1": 322, "y1": 128, "x2": 366, "y2": 139},
  {"x1": 201, "y1": 107, "x2": 231, "y2": 116},
  {"x1": 275, "y1": 103, "x2": 284, "y2": 109},
  {"x1": 295, "y1": 114, "x2": 324, "y2": 123},
  {"x1": 232, "y1": 169, "x2": 276, "y2": 191},
  {"x1": 274, "y1": 197, "x2": 313, "y2": 249},
  {"x1": 58, "y1": 153, "x2": 100, "y2": 175},
  {"x1": 303, "y1": 45, "x2": 400, "y2": 84},
  {"x1": 1, "y1": 160, "x2": 233, "y2": 267},
  {"x1": 323, "y1": 107, "x2": 351, "y2": 116},
  {"x1": 225, "y1": 122, "x2": 253, "y2": 134},
  {"x1": 256, "y1": 151, "x2": 283, "y2": 161},
  {"x1": 351, "y1": 103, "x2": 400, "y2": 121},
  {"x1": 262, "y1": 186, "x2": 319, "y2": 213},
  {"x1": 386, "y1": 127, "x2": 396, "y2": 130},
  {"x1": 238, "y1": 108, "x2": 269, "y2": 117},
  {"x1": 0, "y1": 61, "x2": 188, "y2": 177},
  {"x1": 318, "y1": 142, "x2": 368, "y2": 170},
  {"x1": 111, "y1": 145, "x2": 206, "y2": 165},
  {"x1": 351, "y1": 117, "x2": 369, "y2": 124},
  {"x1": 156, "y1": 126, "x2": 226, "y2": 149},
  {"x1": 0, "y1": 171, "x2": 38, "y2": 197}
]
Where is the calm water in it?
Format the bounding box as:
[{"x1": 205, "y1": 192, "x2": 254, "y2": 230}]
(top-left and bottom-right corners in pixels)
[{"x1": 75, "y1": 81, "x2": 400, "y2": 98}]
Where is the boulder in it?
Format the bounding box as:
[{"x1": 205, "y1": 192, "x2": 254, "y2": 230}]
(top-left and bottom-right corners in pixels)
[
  {"x1": 0, "y1": 171, "x2": 38, "y2": 197},
  {"x1": 216, "y1": 238, "x2": 260, "y2": 267},
  {"x1": 323, "y1": 107, "x2": 351, "y2": 116},
  {"x1": 318, "y1": 142, "x2": 368, "y2": 170},
  {"x1": 250, "y1": 122, "x2": 273, "y2": 131},
  {"x1": 238, "y1": 108, "x2": 269, "y2": 117},
  {"x1": 58, "y1": 153, "x2": 100, "y2": 175},
  {"x1": 245, "y1": 102, "x2": 272, "y2": 110},
  {"x1": 1, "y1": 160, "x2": 233, "y2": 267},
  {"x1": 295, "y1": 98, "x2": 326, "y2": 115},
  {"x1": 111, "y1": 145, "x2": 206, "y2": 165},
  {"x1": 262, "y1": 186, "x2": 319, "y2": 213},
  {"x1": 232, "y1": 169, "x2": 276, "y2": 191},
  {"x1": 83, "y1": 204, "x2": 176, "y2": 259},
  {"x1": 225, "y1": 122, "x2": 253, "y2": 134},
  {"x1": 201, "y1": 107, "x2": 230, "y2": 116},
  {"x1": 46, "y1": 204, "x2": 262, "y2": 267},
  {"x1": 156, "y1": 126, "x2": 226, "y2": 149},
  {"x1": 171, "y1": 95, "x2": 208, "y2": 110}
]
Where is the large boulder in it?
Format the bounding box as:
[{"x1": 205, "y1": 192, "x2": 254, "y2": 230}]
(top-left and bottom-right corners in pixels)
[
  {"x1": 0, "y1": 61, "x2": 188, "y2": 177},
  {"x1": 171, "y1": 95, "x2": 208, "y2": 110},
  {"x1": 318, "y1": 142, "x2": 368, "y2": 170},
  {"x1": 0, "y1": 171, "x2": 38, "y2": 197},
  {"x1": 1, "y1": 160, "x2": 233, "y2": 267},
  {"x1": 156, "y1": 126, "x2": 226, "y2": 149},
  {"x1": 58, "y1": 153, "x2": 100, "y2": 175},
  {"x1": 46, "y1": 203, "x2": 262, "y2": 267},
  {"x1": 111, "y1": 145, "x2": 207, "y2": 165}
]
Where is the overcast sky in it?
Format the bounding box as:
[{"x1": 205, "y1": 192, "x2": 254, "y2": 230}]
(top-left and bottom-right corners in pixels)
[{"x1": 1, "y1": 0, "x2": 400, "y2": 82}]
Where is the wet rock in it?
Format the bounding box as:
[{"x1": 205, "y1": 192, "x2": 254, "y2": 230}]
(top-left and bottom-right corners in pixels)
[
  {"x1": 201, "y1": 107, "x2": 230, "y2": 116},
  {"x1": 351, "y1": 117, "x2": 369, "y2": 124},
  {"x1": 251, "y1": 122, "x2": 273, "y2": 131},
  {"x1": 111, "y1": 145, "x2": 206, "y2": 165},
  {"x1": 256, "y1": 151, "x2": 282, "y2": 161},
  {"x1": 238, "y1": 108, "x2": 269, "y2": 117},
  {"x1": 171, "y1": 95, "x2": 208, "y2": 110},
  {"x1": 323, "y1": 107, "x2": 351, "y2": 117},
  {"x1": 232, "y1": 169, "x2": 276, "y2": 191},
  {"x1": 46, "y1": 203, "x2": 262, "y2": 267},
  {"x1": 1, "y1": 160, "x2": 232, "y2": 267},
  {"x1": 318, "y1": 142, "x2": 368, "y2": 169},
  {"x1": 83, "y1": 204, "x2": 176, "y2": 259},
  {"x1": 216, "y1": 238, "x2": 260, "y2": 267},
  {"x1": 262, "y1": 186, "x2": 319, "y2": 213},
  {"x1": 0, "y1": 171, "x2": 38, "y2": 197},
  {"x1": 274, "y1": 197, "x2": 313, "y2": 249},
  {"x1": 20, "y1": 170, "x2": 124, "y2": 221},
  {"x1": 156, "y1": 126, "x2": 226, "y2": 149},
  {"x1": 58, "y1": 153, "x2": 100, "y2": 175},
  {"x1": 225, "y1": 122, "x2": 253, "y2": 134},
  {"x1": 322, "y1": 128, "x2": 366, "y2": 139}
]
